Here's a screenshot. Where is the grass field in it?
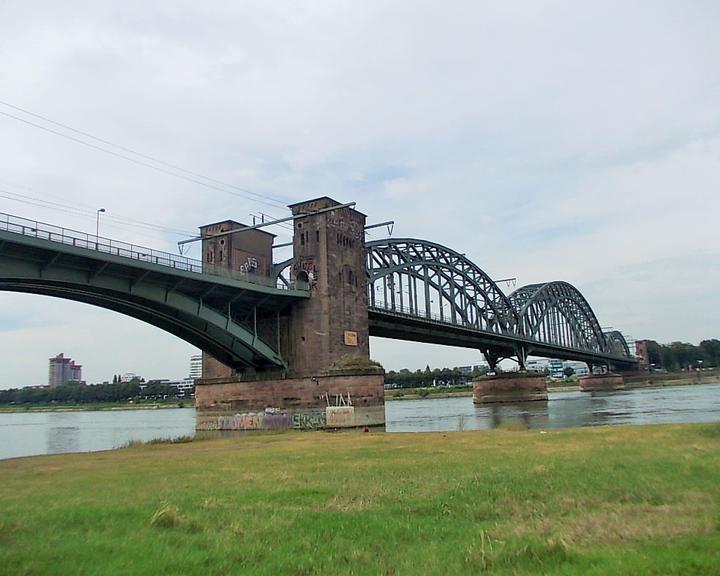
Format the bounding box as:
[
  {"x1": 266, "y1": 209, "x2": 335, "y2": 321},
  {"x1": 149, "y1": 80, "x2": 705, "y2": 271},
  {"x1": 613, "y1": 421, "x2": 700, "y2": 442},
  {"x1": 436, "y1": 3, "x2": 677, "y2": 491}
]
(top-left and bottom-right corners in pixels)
[{"x1": 1, "y1": 423, "x2": 719, "y2": 575}]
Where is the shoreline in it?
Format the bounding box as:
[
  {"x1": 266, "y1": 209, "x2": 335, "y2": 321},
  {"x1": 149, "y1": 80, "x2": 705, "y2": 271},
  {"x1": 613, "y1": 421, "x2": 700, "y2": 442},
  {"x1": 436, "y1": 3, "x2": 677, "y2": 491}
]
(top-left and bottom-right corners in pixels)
[
  {"x1": 0, "y1": 402, "x2": 188, "y2": 414},
  {"x1": 1, "y1": 374, "x2": 717, "y2": 411},
  {"x1": 385, "y1": 373, "x2": 720, "y2": 401}
]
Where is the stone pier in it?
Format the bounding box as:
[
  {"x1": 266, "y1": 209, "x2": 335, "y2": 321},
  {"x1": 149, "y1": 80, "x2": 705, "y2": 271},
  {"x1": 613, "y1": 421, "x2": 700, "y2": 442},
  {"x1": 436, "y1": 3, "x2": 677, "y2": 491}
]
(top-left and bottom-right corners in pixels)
[
  {"x1": 473, "y1": 373, "x2": 548, "y2": 403},
  {"x1": 195, "y1": 368, "x2": 385, "y2": 431},
  {"x1": 579, "y1": 373, "x2": 625, "y2": 392}
]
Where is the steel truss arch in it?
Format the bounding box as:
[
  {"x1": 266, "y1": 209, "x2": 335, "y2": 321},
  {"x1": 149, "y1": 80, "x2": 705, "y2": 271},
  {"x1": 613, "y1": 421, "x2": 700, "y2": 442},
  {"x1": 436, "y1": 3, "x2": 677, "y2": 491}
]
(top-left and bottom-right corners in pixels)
[
  {"x1": 605, "y1": 330, "x2": 631, "y2": 358},
  {"x1": 509, "y1": 281, "x2": 608, "y2": 353},
  {"x1": 366, "y1": 238, "x2": 517, "y2": 334}
]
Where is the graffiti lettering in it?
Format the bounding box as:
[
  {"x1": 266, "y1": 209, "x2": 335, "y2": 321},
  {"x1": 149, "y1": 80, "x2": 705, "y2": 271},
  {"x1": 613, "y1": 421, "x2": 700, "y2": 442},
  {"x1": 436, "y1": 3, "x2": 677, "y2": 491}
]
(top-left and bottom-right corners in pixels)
[
  {"x1": 291, "y1": 412, "x2": 326, "y2": 430},
  {"x1": 239, "y1": 257, "x2": 258, "y2": 274}
]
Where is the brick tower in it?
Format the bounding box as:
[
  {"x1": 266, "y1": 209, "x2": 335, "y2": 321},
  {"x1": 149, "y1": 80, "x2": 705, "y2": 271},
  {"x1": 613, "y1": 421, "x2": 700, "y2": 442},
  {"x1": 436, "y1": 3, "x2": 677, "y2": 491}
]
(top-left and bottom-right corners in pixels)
[
  {"x1": 285, "y1": 197, "x2": 369, "y2": 376},
  {"x1": 199, "y1": 219, "x2": 275, "y2": 379}
]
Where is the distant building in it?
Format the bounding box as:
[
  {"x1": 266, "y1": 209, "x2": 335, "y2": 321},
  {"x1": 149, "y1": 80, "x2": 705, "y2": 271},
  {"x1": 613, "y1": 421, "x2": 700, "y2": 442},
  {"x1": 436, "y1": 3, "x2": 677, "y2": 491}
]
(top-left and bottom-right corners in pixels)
[
  {"x1": 548, "y1": 359, "x2": 564, "y2": 378},
  {"x1": 48, "y1": 353, "x2": 82, "y2": 387},
  {"x1": 189, "y1": 354, "x2": 202, "y2": 379},
  {"x1": 171, "y1": 378, "x2": 196, "y2": 399},
  {"x1": 457, "y1": 363, "x2": 489, "y2": 374},
  {"x1": 526, "y1": 359, "x2": 550, "y2": 373},
  {"x1": 562, "y1": 361, "x2": 589, "y2": 376},
  {"x1": 147, "y1": 378, "x2": 196, "y2": 399},
  {"x1": 635, "y1": 340, "x2": 650, "y2": 371}
]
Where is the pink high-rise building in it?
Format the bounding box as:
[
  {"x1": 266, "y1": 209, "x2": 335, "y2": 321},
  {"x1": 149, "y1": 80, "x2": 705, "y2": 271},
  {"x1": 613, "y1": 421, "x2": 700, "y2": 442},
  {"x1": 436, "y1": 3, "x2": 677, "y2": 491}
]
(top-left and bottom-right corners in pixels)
[{"x1": 48, "y1": 353, "x2": 82, "y2": 387}]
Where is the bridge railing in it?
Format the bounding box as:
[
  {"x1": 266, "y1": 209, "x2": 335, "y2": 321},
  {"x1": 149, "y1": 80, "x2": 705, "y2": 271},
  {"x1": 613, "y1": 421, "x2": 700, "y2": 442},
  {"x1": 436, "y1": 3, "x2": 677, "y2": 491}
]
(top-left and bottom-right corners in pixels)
[
  {"x1": 0, "y1": 212, "x2": 309, "y2": 291},
  {"x1": 368, "y1": 301, "x2": 507, "y2": 334}
]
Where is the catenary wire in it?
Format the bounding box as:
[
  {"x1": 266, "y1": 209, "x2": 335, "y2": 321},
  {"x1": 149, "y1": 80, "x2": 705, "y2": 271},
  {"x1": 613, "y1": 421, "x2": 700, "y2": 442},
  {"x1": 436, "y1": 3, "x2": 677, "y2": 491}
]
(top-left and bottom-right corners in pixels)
[
  {"x1": 0, "y1": 100, "x2": 289, "y2": 208},
  {"x1": 0, "y1": 108, "x2": 289, "y2": 211}
]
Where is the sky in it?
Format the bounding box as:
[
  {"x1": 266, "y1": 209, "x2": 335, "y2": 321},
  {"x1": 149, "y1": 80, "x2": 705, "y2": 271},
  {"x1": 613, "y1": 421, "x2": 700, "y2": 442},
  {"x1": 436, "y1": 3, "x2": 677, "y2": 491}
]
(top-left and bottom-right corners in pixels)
[{"x1": 0, "y1": 1, "x2": 718, "y2": 387}]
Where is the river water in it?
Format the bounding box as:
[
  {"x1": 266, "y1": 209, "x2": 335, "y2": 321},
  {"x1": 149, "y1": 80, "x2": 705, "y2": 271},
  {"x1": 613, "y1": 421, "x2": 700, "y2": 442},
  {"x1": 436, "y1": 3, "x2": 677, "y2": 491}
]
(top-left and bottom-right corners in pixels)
[{"x1": 1, "y1": 384, "x2": 718, "y2": 460}]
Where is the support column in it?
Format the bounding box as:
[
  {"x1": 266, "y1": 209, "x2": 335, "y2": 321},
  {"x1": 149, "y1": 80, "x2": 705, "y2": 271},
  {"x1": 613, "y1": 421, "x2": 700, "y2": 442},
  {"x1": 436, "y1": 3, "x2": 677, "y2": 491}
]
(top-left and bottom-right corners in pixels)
[
  {"x1": 579, "y1": 373, "x2": 625, "y2": 392},
  {"x1": 481, "y1": 347, "x2": 501, "y2": 371},
  {"x1": 514, "y1": 344, "x2": 529, "y2": 371}
]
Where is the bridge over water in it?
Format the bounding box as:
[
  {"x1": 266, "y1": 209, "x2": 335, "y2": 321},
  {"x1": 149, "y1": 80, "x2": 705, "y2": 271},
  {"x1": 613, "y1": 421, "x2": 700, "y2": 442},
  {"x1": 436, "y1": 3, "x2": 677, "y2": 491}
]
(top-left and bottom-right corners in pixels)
[{"x1": 0, "y1": 202, "x2": 634, "y2": 374}]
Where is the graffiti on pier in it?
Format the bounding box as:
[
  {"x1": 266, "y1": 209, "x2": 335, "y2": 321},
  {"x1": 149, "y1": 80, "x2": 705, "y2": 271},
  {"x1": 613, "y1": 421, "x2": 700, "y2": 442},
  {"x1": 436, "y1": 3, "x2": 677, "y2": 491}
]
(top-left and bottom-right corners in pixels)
[
  {"x1": 197, "y1": 408, "x2": 328, "y2": 431},
  {"x1": 320, "y1": 392, "x2": 352, "y2": 407},
  {"x1": 291, "y1": 412, "x2": 326, "y2": 430}
]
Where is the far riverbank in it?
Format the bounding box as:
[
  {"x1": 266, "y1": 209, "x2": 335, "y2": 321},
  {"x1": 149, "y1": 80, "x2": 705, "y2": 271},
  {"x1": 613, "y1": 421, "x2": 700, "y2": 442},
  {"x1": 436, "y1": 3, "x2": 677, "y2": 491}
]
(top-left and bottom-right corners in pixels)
[
  {"x1": 385, "y1": 370, "x2": 720, "y2": 400},
  {"x1": 0, "y1": 400, "x2": 188, "y2": 414}
]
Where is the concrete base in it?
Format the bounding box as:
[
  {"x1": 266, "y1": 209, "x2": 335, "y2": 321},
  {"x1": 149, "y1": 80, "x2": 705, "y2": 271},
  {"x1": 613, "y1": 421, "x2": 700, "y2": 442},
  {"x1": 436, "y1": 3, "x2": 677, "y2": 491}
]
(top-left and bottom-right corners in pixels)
[
  {"x1": 473, "y1": 373, "x2": 548, "y2": 404},
  {"x1": 195, "y1": 369, "x2": 385, "y2": 431},
  {"x1": 579, "y1": 374, "x2": 625, "y2": 392}
]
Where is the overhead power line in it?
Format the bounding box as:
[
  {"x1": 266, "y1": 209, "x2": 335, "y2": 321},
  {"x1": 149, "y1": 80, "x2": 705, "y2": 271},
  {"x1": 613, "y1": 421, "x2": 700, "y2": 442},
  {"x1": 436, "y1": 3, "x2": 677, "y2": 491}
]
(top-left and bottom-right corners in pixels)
[
  {"x1": 0, "y1": 186, "x2": 197, "y2": 238},
  {"x1": 0, "y1": 101, "x2": 290, "y2": 210}
]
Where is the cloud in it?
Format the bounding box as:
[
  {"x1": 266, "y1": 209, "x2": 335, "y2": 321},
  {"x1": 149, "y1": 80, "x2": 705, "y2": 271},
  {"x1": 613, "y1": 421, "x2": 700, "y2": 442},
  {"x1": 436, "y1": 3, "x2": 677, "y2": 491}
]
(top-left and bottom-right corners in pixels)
[{"x1": 0, "y1": 0, "x2": 718, "y2": 385}]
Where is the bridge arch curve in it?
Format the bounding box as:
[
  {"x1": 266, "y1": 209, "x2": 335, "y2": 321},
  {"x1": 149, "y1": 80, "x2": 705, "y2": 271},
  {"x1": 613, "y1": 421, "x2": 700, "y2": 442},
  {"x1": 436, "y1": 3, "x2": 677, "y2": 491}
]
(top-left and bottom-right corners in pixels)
[
  {"x1": 0, "y1": 278, "x2": 285, "y2": 369},
  {"x1": 509, "y1": 281, "x2": 607, "y2": 353},
  {"x1": 366, "y1": 238, "x2": 517, "y2": 334}
]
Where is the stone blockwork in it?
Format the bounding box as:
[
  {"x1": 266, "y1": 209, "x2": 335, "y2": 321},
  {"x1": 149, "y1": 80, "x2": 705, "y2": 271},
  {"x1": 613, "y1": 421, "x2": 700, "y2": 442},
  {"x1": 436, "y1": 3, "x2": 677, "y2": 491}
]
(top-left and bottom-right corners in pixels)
[
  {"x1": 195, "y1": 369, "x2": 385, "y2": 431},
  {"x1": 473, "y1": 373, "x2": 548, "y2": 403},
  {"x1": 285, "y1": 197, "x2": 370, "y2": 376},
  {"x1": 579, "y1": 374, "x2": 625, "y2": 392}
]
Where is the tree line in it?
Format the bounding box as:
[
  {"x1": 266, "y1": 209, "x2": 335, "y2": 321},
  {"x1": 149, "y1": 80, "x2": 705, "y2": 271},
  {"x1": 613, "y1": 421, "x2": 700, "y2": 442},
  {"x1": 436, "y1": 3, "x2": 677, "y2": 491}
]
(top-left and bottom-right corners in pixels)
[
  {"x1": 0, "y1": 379, "x2": 191, "y2": 405},
  {"x1": 385, "y1": 365, "x2": 489, "y2": 388},
  {"x1": 644, "y1": 339, "x2": 720, "y2": 371}
]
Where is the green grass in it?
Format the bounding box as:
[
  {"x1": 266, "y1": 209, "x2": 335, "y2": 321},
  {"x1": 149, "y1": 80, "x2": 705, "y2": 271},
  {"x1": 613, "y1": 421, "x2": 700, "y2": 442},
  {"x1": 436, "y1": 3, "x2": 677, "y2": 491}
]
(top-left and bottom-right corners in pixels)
[{"x1": 1, "y1": 423, "x2": 720, "y2": 575}]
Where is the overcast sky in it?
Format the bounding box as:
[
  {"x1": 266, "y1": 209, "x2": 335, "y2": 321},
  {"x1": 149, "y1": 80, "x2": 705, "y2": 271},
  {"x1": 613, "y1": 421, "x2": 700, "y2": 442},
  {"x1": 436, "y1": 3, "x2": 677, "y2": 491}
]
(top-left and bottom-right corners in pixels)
[{"x1": 1, "y1": 1, "x2": 718, "y2": 388}]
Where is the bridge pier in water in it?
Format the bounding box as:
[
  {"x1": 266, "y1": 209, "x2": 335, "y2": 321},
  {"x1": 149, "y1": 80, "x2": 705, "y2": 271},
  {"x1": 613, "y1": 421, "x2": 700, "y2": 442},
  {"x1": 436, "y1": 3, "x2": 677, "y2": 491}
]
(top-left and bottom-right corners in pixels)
[
  {"x1": 579, "y1": 373, "x2": 625, "y2": 392},
  {"x1": 196, "y1": 197, "x2": 386, "y2": 431},
  {"x1": 473, "y1": 373, "x2": 548, "y2": 404}
]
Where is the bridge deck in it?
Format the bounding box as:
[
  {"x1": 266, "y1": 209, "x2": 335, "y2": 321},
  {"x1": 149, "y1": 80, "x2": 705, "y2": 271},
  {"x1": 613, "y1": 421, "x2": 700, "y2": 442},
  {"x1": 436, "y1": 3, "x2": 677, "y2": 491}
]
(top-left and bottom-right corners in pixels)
[
  {"x1": 0, "y1": 215, "x2": 308, "y2": 369},
  {"x1": 369, "y1": 306, "x2": 636, "y2": 369}
]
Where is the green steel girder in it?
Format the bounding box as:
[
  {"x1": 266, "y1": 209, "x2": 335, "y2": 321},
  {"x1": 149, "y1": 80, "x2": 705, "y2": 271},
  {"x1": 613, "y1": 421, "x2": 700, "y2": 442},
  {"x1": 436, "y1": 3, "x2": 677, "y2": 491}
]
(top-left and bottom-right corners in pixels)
[{"x1": 0, "y1": 238, "x2": 293, "y2": 369}]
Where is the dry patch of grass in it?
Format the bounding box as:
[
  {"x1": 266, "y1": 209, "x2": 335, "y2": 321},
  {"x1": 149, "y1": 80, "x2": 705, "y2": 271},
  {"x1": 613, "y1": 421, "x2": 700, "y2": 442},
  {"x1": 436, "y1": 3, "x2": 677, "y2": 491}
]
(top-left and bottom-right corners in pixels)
[{"x1": 507, "y1": 491, "x2": 717, "y2": 546}]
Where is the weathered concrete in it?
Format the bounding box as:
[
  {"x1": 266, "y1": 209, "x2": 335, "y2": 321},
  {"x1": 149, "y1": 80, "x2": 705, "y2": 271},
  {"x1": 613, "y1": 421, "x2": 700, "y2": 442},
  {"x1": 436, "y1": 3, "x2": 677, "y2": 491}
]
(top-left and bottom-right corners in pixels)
[
  {"x1": 195, "y1": 369, "x2": 385, "y2": 431},
  {"x1": 579, "y1": 374, "x2": 625, "y2": 392},
  {"x1": 473, "y1": 373, "x2": 548, "y2": 403}
]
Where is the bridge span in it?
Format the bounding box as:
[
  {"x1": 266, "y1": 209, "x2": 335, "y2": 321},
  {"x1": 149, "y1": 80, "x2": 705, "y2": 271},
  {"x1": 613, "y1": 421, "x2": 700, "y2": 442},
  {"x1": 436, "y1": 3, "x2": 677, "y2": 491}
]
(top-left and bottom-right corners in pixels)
[{"x1": 0, "y1": 199, "x2": 634, "y2": 374}]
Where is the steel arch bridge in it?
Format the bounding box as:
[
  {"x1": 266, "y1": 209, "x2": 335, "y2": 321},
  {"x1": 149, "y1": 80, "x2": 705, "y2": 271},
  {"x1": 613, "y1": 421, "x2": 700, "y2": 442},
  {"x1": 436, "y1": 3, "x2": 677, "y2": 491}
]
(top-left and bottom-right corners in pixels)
[
  {"x1": 0, "y1": 208, "x2": 635, "y2": 373},
  {"x1": 366, "y1": 238, "x2": 635, "y2": 370}
]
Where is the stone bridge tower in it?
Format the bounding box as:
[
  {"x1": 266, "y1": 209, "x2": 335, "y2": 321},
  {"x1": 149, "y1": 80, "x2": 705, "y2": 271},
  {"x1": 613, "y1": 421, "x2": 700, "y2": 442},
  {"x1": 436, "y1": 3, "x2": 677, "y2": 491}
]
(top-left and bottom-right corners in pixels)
[
  {"x1": 285, "y1": 197, "x2": 370, "y2": 376},
  {"x1": 194, "y1": 197, "x2": 384, "y2": 431}
]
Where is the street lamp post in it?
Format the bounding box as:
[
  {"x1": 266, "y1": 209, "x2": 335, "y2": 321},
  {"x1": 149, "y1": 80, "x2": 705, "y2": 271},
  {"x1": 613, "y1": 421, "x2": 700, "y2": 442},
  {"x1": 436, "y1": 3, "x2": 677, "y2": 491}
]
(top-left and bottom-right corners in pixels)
[{"x1": 96, "y1": 208, "x2": 106, "y2": 248}]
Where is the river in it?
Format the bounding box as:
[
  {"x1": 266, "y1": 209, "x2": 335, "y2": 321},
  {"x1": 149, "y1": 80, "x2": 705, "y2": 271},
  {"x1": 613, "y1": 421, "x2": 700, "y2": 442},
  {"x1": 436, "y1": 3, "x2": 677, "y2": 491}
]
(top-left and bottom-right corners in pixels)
[{"x1": 1, "y1": 383, "x2": 718, "y2": 460}]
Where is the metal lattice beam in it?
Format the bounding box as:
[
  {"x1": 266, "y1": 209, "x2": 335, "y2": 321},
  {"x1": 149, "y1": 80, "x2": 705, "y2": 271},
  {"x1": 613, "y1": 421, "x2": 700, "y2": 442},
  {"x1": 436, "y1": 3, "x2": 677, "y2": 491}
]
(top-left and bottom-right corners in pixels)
[{"x1": 367, "y1": 239, "x2": 634, "y2": 366}]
